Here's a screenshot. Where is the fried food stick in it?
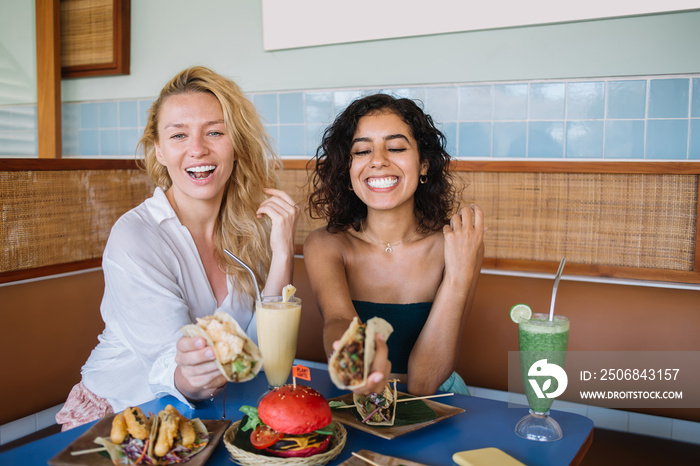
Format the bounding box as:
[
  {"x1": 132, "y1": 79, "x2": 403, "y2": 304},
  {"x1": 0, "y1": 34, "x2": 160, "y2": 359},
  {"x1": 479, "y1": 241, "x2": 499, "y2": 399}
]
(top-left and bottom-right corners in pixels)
[
  {"x1": 163, "y1": 405, "x2": 196, "y2": 448},
  {"x1": 154, "y1": 412, "x2": 179, "y2": 457},
  {"x1": 123, "y1": 407, "x2": 151, "y2": 440},
  {"x1": 163, "y1": 404, "x2": 196, "y2": 447},
  {"x1": 109, "y1": 412, "x2": 128, "y2": 444}
]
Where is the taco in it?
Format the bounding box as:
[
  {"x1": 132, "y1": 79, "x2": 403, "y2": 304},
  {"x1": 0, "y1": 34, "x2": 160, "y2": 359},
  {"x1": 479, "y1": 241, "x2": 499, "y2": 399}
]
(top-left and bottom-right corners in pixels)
[
  {"x1": 181, "y1": 311, "x2": 263, "y2": 382},
  {"x1": 95, "y1": 405, "x2": 209, "y2": 465},
  {"x1": 328, "y1": 316, "x2": 393, "y2": 390},
  {"x1": 353, "y1": 379, "x2": 398, "y2": 425}
]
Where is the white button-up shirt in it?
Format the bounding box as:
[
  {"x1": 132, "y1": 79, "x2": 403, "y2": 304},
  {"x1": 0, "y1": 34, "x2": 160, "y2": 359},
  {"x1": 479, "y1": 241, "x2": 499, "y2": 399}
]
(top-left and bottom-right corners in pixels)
[{"x1": 81, "y1": 188, "x2": 257, "y2": 412}]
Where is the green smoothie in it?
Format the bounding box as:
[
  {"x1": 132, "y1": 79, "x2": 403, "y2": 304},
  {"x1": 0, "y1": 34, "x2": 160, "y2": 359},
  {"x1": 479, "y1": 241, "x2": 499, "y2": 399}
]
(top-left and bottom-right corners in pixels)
[{"x1": 519, "y1": 314, "x2": 569, "y2": 413}]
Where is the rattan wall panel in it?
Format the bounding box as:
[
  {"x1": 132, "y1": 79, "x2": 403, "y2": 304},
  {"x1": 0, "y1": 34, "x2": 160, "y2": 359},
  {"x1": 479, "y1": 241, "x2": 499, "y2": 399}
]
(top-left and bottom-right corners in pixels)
[
  {"x1": 2, "y1": 162, "x2": 698, "y2": 283},
  {"x1": 60, "y1": 0, "x2": 114, "y2": 68},
  {"x1": 1, "y1": 169, "x2": 152, "y2": 273},
  {"x1": 277, "y1": 167, "x2": 326, "y2": 245},
  {"x1": 458, "y1": 172, "x2": 697, "y2": 271}
]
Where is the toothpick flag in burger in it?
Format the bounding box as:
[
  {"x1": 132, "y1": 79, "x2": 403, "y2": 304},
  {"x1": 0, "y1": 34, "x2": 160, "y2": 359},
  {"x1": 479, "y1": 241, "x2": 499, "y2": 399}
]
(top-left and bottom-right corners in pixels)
[{"x1": 239, "y1": 384, "x2": 337, "y2": 458}]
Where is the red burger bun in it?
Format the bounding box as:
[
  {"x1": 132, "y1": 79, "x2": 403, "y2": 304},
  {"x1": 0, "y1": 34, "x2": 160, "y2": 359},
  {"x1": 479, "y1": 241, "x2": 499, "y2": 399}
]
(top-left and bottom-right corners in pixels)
[{"x1": 258, "y1": 384, "x2": 332, "y2": 435}]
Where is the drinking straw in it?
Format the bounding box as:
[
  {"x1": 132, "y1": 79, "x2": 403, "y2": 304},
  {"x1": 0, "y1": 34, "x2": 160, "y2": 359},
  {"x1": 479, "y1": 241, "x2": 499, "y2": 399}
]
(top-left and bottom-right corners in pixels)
[
  {"x1": 549, "y1": 258, "x2": 566, "y2": 321},
  {"x1": 224, "y1": 249, "x2": 262, "y2": 303}
]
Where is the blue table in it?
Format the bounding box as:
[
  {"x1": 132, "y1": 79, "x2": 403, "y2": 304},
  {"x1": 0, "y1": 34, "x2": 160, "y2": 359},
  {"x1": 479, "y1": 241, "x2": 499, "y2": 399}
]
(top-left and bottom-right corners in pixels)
[{"x1": 0, "y1": 366, "x2": 593, "y2": 465}]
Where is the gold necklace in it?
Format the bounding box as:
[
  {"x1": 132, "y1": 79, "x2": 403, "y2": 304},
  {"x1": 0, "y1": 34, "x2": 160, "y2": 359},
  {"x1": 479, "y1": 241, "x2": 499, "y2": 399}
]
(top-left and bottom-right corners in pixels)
[{"x1": 361, "y1": 222, "x2": 419, "y2": 253}]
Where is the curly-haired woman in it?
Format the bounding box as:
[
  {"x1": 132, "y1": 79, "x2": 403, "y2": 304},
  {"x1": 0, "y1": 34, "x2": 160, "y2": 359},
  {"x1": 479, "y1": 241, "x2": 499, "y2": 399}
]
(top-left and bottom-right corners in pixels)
[
  {"x1": 57, "y1": 66, "x2": 299, "y2": 430},
  {"x1": 306, "y1": 94, "x2": 484, "y2": 396}
]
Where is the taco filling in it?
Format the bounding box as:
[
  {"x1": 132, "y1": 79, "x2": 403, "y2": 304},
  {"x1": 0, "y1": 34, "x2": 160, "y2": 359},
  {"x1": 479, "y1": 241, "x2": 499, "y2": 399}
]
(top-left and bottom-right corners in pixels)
[
  {"x1": 329, "y1": 316, "x2": 393, "y2": 390},
  {"x1": 353, "y1": 380, "x2": 397, "y2": 426},
  {"x1": 181, "y1": 311, "x2": 263, "y2": 382},
  {"x1": 335, "y1": 324, "x2": 366, "y2": 386},
  {"x1": 196, "y1": 316, "x2": 256, "y2": 377}
]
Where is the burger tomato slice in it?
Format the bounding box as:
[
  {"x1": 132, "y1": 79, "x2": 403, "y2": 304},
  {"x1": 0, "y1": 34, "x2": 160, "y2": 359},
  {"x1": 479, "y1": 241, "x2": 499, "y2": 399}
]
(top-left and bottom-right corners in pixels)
[
  {"x1": 239, "y1": 384, "x2": 335, "y2": 458},
  {"x1": 250, "y1": 425, "x2": 282, "y2": 449}
]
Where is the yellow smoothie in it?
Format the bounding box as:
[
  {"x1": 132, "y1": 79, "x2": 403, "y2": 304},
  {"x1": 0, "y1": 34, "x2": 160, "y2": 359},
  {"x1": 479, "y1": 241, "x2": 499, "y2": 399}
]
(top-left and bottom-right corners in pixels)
[{"x1": 256, "y1": 296, "x2": 301, "y2": 387}]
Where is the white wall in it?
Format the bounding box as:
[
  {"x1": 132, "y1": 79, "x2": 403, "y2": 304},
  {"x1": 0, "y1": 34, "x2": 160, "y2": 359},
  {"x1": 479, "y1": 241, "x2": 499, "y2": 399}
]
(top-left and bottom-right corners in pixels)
[
  {"x1": 0, "y1": 0, "x2": 36, "y2": 105},
  {"x1": 2, "y1": 1, "x2": 700, "y2": 104},
  {"x1": 261, "y1": 0, "x2": 700, "y2": 50}
]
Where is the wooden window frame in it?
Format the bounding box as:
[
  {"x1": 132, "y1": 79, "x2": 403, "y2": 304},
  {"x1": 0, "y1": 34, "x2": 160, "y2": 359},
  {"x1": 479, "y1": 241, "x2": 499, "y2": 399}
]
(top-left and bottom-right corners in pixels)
[{"x1": 34, "y1": 0, "x2": 130, "y2": 159}]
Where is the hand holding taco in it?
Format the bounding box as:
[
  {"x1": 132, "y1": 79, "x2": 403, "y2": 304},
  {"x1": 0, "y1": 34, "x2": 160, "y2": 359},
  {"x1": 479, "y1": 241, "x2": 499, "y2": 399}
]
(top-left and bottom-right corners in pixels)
[
  {"x1": 181, "y1": 311, "x2": 263, "y2": 383},
  {"x1": 328, "y1": 316, "x2": 393, "y2": 391}
]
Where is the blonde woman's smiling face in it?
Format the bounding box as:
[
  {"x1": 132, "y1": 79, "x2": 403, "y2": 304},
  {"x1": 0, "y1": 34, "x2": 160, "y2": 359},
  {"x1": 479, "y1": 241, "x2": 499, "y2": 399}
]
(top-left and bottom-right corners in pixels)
[
  {"x1": 155, "y1": 92, "x2": 235, "y2": 207},
  {"x1": 349, "y1": 110, "x2": 427, "y2": 212}
]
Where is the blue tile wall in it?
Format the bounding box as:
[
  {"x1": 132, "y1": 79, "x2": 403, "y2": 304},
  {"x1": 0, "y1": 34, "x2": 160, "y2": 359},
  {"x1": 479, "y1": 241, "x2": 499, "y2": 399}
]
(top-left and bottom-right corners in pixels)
[
  {"x1": 459, "y1": 85, "x2": 493, "y2": 121},
  {"x1": 493, "y1": 122, "x2": 526, "y2": 158},
  {"x1": 528, "y1": 121, "x2": 565, "y2": 157},
  {"x1": 279, "y1": 92, "x2": 304, "y2": 124},
  {"x1": 646, "y1": 120, "x2": 689, "y2": 159},
  {"x1": 690, "y1": 119, "x2": 700, "y2": 160},
  {"x1": 605, "y1": 120, "x2": 645, "y2": 159},
  {"x1": 648, "y1": 78, "x2": 689, "y2": 118},
  {"x1": 305, "y1": 92, "x2": 334, "y2": 125},
  {"x1": 459, "y1": 122, "x2": 491, "y2": 157},
  {"x1": 252, "y1": 93, "x2": 278, "y2": 125},
  {"x1": 567, "y1": 121, "x2": 604, "y2": 158},
  {"x1": 426, "y1": 87, "x2": 458, "y2": 122},
  {"x1": 692, "y1": 78, "x2": 700, "y2": 118},
  {"x1": 493, "y1": 84, "x2": 529, "y2": 120},
  {"x1": 2, "y1": 74, "x2": 700, "y2": 160},
  {"x1": 118, "y1": 100, "x2": 138, "y2": 128},
  {"x1": 567, "y1": 82, "x2": 605, "y2": 119},
  {"x1": 530, "y1": 83, "x2": 565, "y2": 120},
  {"x1": 607, "y1": 80, "x2": 647, "y2": 119}
]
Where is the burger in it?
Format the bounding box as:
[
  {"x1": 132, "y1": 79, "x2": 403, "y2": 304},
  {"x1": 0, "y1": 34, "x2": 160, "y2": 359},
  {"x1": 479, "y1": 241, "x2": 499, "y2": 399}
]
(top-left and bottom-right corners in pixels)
[{"x1": 239, "y1": 384, "x2": 335, "y2": 458}]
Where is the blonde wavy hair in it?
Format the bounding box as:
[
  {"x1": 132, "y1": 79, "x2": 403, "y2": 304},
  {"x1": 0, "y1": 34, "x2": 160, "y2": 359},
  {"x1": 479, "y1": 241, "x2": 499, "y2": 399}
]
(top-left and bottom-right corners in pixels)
[{"x1": 138, "y1": 66, "x2": 280, "y2": 298}]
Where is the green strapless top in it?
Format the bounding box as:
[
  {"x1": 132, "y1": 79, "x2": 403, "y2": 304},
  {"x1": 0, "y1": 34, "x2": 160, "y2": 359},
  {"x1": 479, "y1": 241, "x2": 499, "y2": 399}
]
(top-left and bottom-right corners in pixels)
[{"x1": 352, "y1": 300, "x2": 431, "y2": 374}]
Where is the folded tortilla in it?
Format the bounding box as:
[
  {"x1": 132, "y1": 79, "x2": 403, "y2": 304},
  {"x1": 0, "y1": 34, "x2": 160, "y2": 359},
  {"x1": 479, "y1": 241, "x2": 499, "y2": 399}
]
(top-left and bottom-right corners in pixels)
[
  {"x1": 181, "y1": 311, "x2": 263, "y2": 382},
  {"x1": 328, "y1": 316, "x2": 393, "y2": 390},
  {"x1": 353, "y1": 379, "x2": 398, "y2": 426}
]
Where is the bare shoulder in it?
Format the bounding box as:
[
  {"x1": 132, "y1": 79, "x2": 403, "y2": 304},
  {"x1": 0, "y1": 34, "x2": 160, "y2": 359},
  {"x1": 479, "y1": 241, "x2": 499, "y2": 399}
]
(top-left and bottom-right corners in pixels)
[
  {"x1": 305, "y1": 226, "x2": 343, "y2": 248},
  {"x1": 303, "y1": 227, "x2": 353, "y2": 259}
]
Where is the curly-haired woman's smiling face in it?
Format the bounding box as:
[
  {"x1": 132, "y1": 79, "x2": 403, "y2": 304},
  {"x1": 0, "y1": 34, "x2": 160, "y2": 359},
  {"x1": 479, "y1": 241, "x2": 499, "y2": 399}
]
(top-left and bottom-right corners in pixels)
[{"x1": 349, "y1": 110, "x2": 426, "y2": 212}]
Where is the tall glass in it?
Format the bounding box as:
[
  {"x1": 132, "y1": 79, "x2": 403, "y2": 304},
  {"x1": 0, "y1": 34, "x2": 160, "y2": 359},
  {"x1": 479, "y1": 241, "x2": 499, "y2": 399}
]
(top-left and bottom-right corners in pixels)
[
  {"x1": 515, "y1": 313, "x2": 569, "y2": 441},
  {"x1": 255, "y1": 296, "x2": 302, "y2": 389}
]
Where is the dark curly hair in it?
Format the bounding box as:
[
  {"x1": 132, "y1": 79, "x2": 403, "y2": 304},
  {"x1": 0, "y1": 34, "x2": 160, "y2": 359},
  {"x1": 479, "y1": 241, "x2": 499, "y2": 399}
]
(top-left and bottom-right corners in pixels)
[{"x1": 308, "y1": 93, "x2": 458, "y2": 233}]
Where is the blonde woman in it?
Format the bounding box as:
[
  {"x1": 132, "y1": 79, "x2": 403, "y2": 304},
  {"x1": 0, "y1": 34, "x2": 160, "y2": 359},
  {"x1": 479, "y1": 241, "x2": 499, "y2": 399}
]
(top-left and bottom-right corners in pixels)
[{"x1": 57, "y1": 66, "x2": 299, "y2": 430}]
